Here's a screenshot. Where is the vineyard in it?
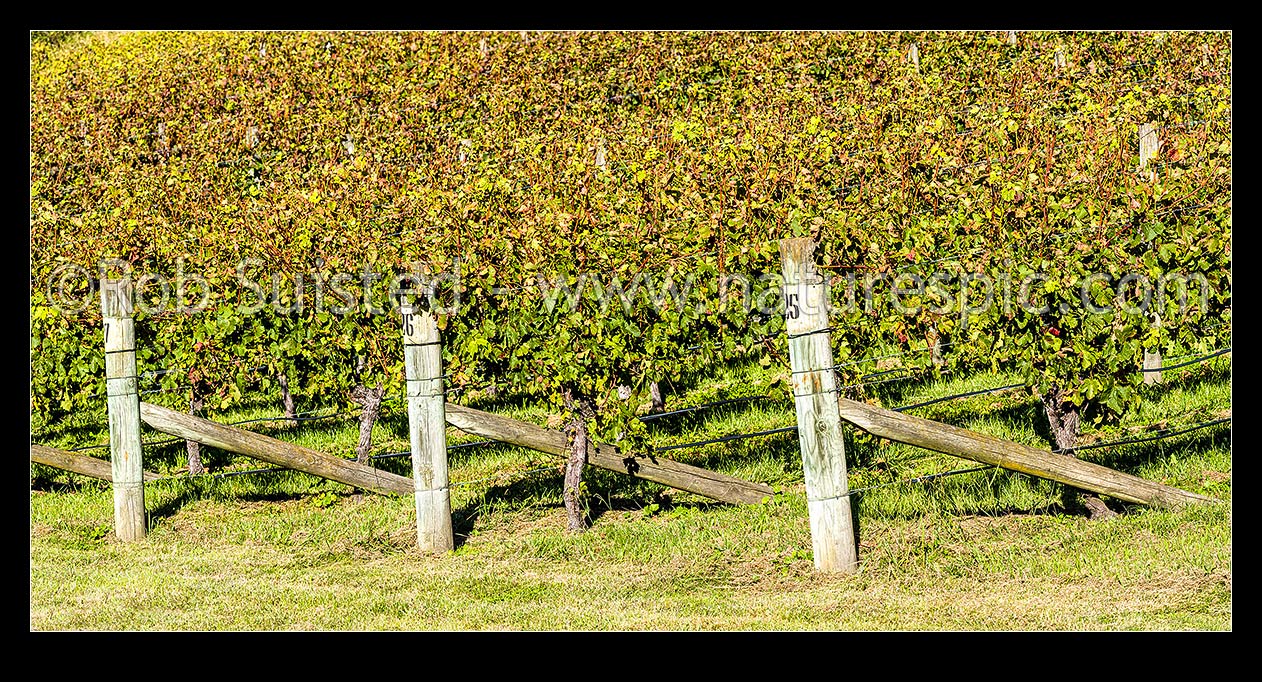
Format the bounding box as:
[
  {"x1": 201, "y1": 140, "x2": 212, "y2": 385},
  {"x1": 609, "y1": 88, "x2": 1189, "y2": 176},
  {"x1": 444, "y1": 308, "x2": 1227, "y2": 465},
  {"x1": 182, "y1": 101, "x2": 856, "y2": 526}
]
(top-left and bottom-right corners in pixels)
[{"x1": 30, "y1": 30, "x2": 1231, "y2": 630}]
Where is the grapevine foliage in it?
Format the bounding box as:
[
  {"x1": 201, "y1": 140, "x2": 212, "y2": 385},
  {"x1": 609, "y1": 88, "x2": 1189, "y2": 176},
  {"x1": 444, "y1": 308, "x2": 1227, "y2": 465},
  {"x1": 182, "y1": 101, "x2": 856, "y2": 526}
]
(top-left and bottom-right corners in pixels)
[{"x1": 31, "y1": 31, "x2": 1230, "y2": 445}]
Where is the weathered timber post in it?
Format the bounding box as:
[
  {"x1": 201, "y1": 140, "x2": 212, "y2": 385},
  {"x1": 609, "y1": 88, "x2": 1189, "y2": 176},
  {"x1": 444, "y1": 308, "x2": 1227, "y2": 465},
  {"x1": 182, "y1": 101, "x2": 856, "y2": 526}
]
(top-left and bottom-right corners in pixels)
[
  {"x1": 31, "y1": 444, "x2": 160, "y2": 482},
  {"x1": 140, "y1": 403, "x2": 415, "y2": 495},
  {"x1": 1139, "y1": 122, "x2": 1162, "y2": 384},
  {"x1": 929, "y1": 325, "x2": 945, "y2": 368},
  {"x1": 780, "y1": 238, "x2": 858, "y2": 574},
  {"x1": 1139, "y1": 122, "x2": 1160, "y2": 183},
  {"x1": 101, "y1": 279, "x2": 145, "y2": 541},
  {"x1": 594, "y1": 138, "x2": 607, "y2": 169},
  {"x1": 832, "y1": 396, "x2": 1218, "y2": 508},
  {"x1": 402, "y1": 304, "x2": 453, "y2": 553}
]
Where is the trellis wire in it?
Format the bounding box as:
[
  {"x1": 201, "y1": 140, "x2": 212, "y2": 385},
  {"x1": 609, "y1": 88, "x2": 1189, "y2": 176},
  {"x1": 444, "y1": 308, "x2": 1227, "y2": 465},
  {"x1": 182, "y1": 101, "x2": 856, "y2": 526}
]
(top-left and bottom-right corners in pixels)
[
  {"x1": 1052, "y1": 416, "x2": 1230, "y2": 455},
  {"x1": 1139, "y1": 347, "x2": 1230, "y2": 373}
]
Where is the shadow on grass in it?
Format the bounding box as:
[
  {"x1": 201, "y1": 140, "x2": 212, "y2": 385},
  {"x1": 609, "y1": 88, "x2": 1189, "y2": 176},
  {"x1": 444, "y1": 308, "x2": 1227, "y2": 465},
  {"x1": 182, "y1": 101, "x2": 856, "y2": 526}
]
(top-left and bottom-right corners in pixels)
[
  {"x1": 914, "y1": 400, "x2": 1042, "y2": 433},
  {"x1": 141, "y1": 442, "x2": 285, "y2": 474},
  {"x1": 450, "y1": 505, "x2": 480, "y2": 549},
  {"x1": 589, "y1": 495, "x2": 721, "y2": 527},
  {"x1": 146, "y1": 480, "x2": 205, "y2": 523},
  {"x1": 639, "y1": 398, "x2": 793, "y2": 431},
  {"x1": 849, "y1": 466, "x2": 1067, "y2": 521},
  {"x1": 366, "y1": 454, "x2": 413, "y2": 478},
  {"x1": 856, "y1": 369, "x2": 978, "y2": 406},
  {"x1": 581, "y1": 466, "x2": 711, "y2": 525},
  {"x1": 29, "y1": 467, "x2": 110, "y2": 494},
  {"x1": 144, "y1": 468, "x2": 337, "y2": 523},
  {"x1": 451, "y1": 470, "x2": 565, "y2": 548},
  {"x1": 659, "y1": 431, "x2": 802, "y2": 478},
  {"x1": 1082, "y1": 428, "x2": 1232, "y2": 476},
  {"x1": 31, "y1": 419, "x2": 111, "y2": 445},
  {"x1": 378, "y1": 412, "x2": 411, "y2": 443},
  {"x1": 1136, "y1": 362, "x2": 1231, "y2": 398},
  {"x1": 447, "y1": 462, "x2": 705, "y2": 545},
  {"x1": 965, "y1": 504, "x2": 1066, "y2": 518}
]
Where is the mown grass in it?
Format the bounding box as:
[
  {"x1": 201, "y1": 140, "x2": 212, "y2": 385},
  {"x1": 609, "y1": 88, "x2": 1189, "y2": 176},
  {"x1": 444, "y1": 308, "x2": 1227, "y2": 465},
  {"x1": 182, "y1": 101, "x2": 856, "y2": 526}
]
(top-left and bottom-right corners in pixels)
[{"x1": 30, "y1": 351, "x2": 1231, "y2": 630}]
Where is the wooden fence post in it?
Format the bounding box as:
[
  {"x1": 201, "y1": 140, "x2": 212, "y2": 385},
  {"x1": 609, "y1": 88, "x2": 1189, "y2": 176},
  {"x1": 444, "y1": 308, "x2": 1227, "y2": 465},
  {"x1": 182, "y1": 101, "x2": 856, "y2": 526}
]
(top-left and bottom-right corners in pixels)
[
  {"x1": 929, "y1": 324, "x2": 945, "y2": 367},
  {"x1": 402, "y1": 303, "x2": 453, "y2": 553},
  {"x1": 779, "y1": 238, "x2": 859, "y2": 574},
  {"x1": 907, "y1": 43, "x2": 920, "y2": 70},
  {"x1": 1139, "y1": 122, "x2": 1160, "y2": 179},
  {"x1": 1139, "y1": 122, "x2": 1162, "y2": 384},
  {"x1": 155, "y1": 122, "x2": 169, "y2": 163},
  {"x1": 595, "y1": 138, "x2": 607, "y2": 169},
  {"x1": 101, "y1": 279, "x2": 146, "y2": 541}
]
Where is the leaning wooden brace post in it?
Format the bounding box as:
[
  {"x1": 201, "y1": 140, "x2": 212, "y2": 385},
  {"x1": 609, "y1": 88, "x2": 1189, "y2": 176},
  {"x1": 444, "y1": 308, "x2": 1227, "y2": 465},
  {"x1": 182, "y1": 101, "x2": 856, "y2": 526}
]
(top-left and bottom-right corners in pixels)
[
  {"x1": 779, "y1": 238, "x2": 858, "y2": 574},
  {"x1": 402, "y1": 304, "x2": 453, "y2": 553},
  {"x1": 101, "y1": 279, "x2": 145, "y2": 541},
  {"x1": 442, "y1": 403, "x2": 773, "y2": 504},
  {"x1": 31, "y1": 444, "x2": 160, "y2": 483},
  {"x1": 1139, "y1": 121, "x2": 1162, "y2": 384},
  {"x1": 140, "y1": 402, "x2": 414, "y2": 495},
  {"x1": 833, "y1": 396, "x2": 1216, "y2": 508}
]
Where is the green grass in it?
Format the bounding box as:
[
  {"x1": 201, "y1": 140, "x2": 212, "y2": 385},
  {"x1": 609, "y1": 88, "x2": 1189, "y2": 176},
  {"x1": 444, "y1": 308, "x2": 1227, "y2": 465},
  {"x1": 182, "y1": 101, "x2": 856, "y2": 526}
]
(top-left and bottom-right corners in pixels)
[{"x1": 30, "y1": 353, "x2": 1231, "y2": 630}]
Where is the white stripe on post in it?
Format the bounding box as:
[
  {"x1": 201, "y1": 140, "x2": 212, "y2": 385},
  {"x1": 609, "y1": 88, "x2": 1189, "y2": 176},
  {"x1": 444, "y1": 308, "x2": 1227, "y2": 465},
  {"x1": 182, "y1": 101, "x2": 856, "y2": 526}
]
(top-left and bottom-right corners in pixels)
[
  {"x1": 101, "y1": 279, "x2": 146, "y2": 541},
  {"x1": 779, "y1": 238, "x2": 858, "y2": 574},
  {"x1": 402, "y1": 304, "x2": 453, "y2": 553}
]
